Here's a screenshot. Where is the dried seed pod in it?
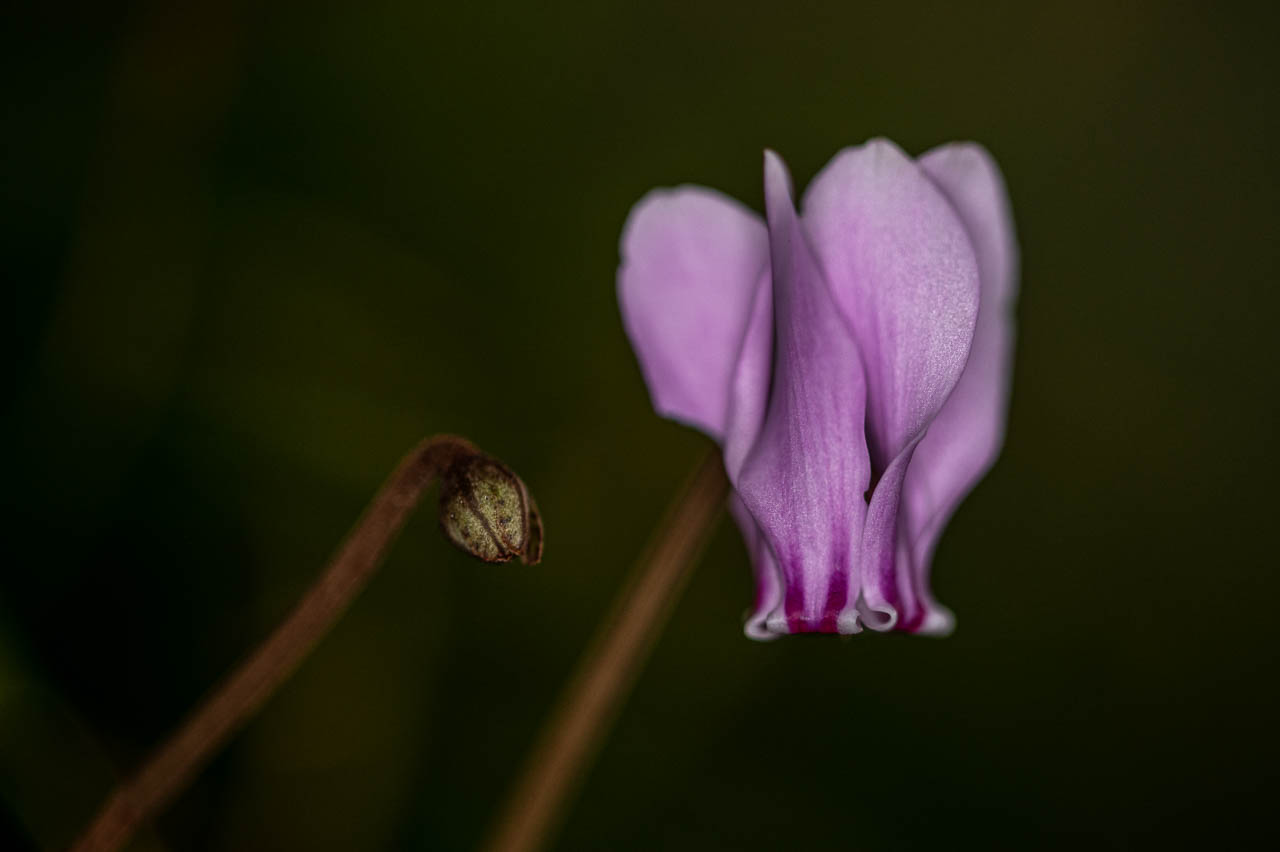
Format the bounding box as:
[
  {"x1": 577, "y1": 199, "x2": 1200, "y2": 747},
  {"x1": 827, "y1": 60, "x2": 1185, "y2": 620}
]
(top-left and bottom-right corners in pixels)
[{"x1": 438, "y1": 452, "x2": 538, "y2": 564}]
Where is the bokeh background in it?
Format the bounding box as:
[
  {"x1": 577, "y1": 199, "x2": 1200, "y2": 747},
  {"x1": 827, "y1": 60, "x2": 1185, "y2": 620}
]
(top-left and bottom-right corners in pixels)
[{"x1": 3, "y1": 1, "x2": 1277, "y2": 849}]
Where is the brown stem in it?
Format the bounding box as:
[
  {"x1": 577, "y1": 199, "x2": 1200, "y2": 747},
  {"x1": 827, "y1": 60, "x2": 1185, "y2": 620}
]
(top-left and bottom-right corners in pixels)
[
  {"x1": 482, "y1": 448, "x2": 729, "y2": 852},
  {"x1": 70, "y1": 434, "x2": 483, "y2": 852}
]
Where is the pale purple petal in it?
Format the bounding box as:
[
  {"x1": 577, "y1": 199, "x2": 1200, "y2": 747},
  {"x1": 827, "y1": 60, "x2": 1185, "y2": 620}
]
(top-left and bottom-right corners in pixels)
[
  {"x1": 858, "y1": 440, "x2": 920, "y2": 630},
  {"x1": 734, "y1": 151, "x2": 871, "y2": 635},
  {"x1": 729, "y1": 495, "x2": 785, "y2": 641},
  {"x1": 801, "y1": 139, "x2": 981, "y2": 629},
  {"x1": 722, "y1": 267, "x2": 773, "y2": 483},
  {"x1": 802, "y1": 139, "x2": 981, "y2": 463},
  {"x1": 895, "y1": 143, "x2": 1019, "y2": 633},
  {"x1": 618, "y1": 188, "x2": 769, "y2": 440}
]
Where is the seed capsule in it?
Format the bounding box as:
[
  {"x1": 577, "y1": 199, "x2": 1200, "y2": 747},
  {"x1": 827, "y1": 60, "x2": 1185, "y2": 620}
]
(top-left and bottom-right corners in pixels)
[{"x1": 438, "y1": 453, "x2": 540, "y2": 564}]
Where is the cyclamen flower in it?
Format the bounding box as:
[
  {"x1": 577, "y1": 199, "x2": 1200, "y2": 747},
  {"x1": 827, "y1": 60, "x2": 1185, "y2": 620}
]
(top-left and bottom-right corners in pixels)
[{"x1": 618, "y1": 139, "x2": 1017, "y2": 639}]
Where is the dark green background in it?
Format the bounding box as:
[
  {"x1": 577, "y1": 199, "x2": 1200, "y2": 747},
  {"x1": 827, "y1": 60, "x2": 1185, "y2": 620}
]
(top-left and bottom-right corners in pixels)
[{"x1": 3, "y1": 1, "x2": 1276, "y2": 849}]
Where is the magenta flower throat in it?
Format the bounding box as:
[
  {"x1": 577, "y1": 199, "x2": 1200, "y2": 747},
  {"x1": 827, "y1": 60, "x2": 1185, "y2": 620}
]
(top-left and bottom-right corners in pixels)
[{"x1": 618, "y1": 139, "x2": 1018, "y2": 639}]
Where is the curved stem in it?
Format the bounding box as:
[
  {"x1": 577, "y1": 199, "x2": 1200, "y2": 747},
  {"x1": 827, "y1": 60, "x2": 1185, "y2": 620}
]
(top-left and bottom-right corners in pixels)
[
  {"x1": 71, "y1": 434, "x2": 480, "y2": 852},
  {"x1": 482, "y1": 448, "x2": 729, "y2": 852}
]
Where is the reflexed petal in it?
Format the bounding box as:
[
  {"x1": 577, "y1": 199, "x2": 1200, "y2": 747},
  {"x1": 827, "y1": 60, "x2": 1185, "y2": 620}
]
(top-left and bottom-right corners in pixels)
[
  {"x1": 858, "y1": 440, "x2": 919, "y2": 630},
  {"x1": 729, "y1": 496, "x2": 786, "y2": 641},
  {"x1": 722, "y1": 267, "x2": 772, "y2": 483},
  {"x1": 618, "y1": 187, "x2": 769, "y2": 439},
  {"x1": 894, "y1": 143, "x2": 1019, "y2": 633},
  {"x1": 735, "y1": 151, "x2": 870, "y2": 636},
  {"x1": 801, "y1": 139, "x2": 981, "y2": 630},
  {"x1": 802, "y1": 138, "x2": 980, "y2": 467}
]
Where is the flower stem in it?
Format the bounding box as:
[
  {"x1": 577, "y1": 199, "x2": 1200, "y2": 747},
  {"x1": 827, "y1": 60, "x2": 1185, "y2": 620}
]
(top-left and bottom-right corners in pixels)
[
  {"x1": 70, "y1": 434, "x2": 487, "y2": 852},
  {"x1": 482, "y1": 448, "x2": 729, "y2": 852}
]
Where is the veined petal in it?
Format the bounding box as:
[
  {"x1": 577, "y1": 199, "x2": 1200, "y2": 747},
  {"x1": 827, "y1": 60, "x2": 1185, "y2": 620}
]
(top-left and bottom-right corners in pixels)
[
  {"x1": 729, "y1": 495, "x2": 788, "y2": 641},
  {"x1": 858, "y1": 438, "x2": 919, "y2": 630},
  {"x1": 618, "y1": 187, "x2": 769, "y2": 440},
  {"x1": 894, "y1": 143, "x2": 1019, "y2": 633},
  {"x1": 722, "y1": 266, "x2": 773, "y2": 483},
  {"x1": 801, "y1": 139, "x2": 981, "y2": 630},
  {"x1": 802, "y1": 138, "x2": 980, "y2": 467},
  {"x1": 736, "y1": 151, "x2": 870, "y2": 636}
]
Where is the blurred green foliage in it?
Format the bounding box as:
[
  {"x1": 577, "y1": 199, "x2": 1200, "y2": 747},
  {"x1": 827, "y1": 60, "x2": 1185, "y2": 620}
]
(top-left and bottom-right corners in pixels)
[{"x1": 2, "y1": 1, "x2": 1277, "y2": 849}]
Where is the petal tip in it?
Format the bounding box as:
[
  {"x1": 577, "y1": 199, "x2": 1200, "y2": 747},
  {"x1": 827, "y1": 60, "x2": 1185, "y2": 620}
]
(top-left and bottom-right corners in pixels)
[
  {"x1": 921, "y1": 140, "x2": 997, "y2": 172},
  {"x1": 914, "y1": 606, "x2": 956, "y2": 637},
  {"x1": 762, "y1": 149, "x2": 793, "y2": 198},
  {"x1": 836, "y1": 610, "x2": 863, "y2": 635},
  {"x1": 856, "y1": 596, "x2": 900, "y2": 632},
  {"x1": 818, "y1": 137, "x2": 914, "y2": 183},
  {"x1": 862, "y1": 135, "x2": 909, "y2": 157},
  {"x1": 744, "y1": 617, "x2": 783, "y2": 641}
]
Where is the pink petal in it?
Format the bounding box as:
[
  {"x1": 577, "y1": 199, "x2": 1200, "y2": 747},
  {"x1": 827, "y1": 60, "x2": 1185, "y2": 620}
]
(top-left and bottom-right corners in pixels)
[
  {"x1": 801, "y1": 139, "x2": 981, "y2": 630},
  {"x1": 734, "y1": 151, "x2": 871, "y2": 636},
  {"x1": 729, "y1": 495, "x2": 785, "y2": 641},
  {"x1": 896, "y1": 143, "x2": 1019, "y2": 633},
  {"x1": 722, "y1": 265, "x2": 773, "y2": 484},
  {"x1": 618, "y1": 187, "x2": 769, "y2": 440}
]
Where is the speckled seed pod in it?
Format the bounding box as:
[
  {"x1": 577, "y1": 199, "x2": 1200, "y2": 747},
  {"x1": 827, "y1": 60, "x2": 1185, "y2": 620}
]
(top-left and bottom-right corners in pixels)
[{"x1": 438, "y1": 453, "x2": 542, "y2": 565}]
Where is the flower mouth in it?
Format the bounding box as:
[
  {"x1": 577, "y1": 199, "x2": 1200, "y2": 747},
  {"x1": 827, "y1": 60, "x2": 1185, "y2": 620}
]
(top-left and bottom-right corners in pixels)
[
  {"x1": 785, "y1": 613, "x2": 853, "y2": 634},
  {"x1": 755, "y1": 602, "x2": 894, "y2": 637}
]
